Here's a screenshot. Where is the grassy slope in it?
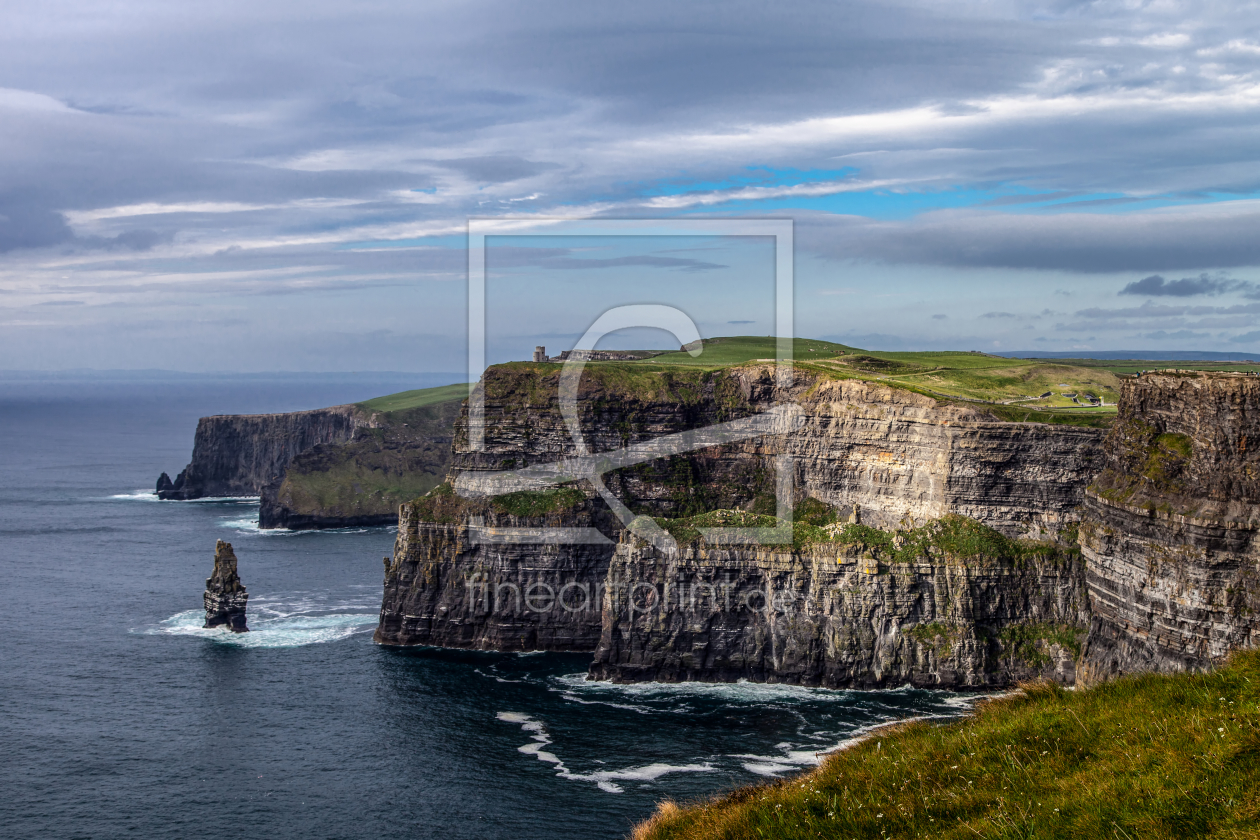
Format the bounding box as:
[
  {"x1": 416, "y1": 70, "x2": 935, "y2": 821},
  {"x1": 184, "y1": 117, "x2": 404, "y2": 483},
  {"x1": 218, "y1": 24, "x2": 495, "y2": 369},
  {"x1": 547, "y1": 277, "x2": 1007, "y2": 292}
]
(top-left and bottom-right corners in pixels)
[
  {"x1": 357, "y1": 382, "x2": 468, "y2": 412},
  {"x1": 634, "y1": 651, "x2": 1260, "y2": 840}
]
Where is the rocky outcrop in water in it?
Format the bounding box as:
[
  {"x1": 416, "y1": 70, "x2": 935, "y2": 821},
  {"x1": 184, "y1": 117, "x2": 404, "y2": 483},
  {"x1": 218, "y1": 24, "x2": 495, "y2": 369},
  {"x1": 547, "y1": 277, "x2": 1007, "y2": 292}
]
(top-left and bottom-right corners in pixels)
[
  {"x1": 158, "y1": 406, "x2": 368, "y2": 500},
  {"x1": 204, "y1": 540, "x2": 248, "y2": 632},
  {"x1": 1078, "y1": 372, "x2": 1260, "y2": 683}
]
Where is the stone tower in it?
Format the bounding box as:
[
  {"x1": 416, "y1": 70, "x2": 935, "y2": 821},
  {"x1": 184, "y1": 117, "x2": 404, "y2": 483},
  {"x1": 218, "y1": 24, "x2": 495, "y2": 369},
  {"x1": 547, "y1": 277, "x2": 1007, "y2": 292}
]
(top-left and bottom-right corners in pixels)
[{"x1": 532, "y1": 346, "x2": 547, "y2": 362}]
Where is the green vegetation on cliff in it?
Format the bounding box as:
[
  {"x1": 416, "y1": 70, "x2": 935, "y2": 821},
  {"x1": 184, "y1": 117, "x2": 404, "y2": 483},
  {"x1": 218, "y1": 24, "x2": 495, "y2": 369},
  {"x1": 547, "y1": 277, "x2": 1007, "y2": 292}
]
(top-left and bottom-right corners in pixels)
[
  {"x1": 512, "y1": 336, "x2": 1249, "y2": 429},
  {"x1": 409, "y1": 482, "x2": 587, "y2": 523},
  {"x1": 633, "y1": 651, "x2": 1260, "y2": 840},
  {"x1": 266, "y1": 389, "x2": 464, "y2": 526},
  {"x1": 656, "y1": 509, "x2": 1078, "y2": 563}
]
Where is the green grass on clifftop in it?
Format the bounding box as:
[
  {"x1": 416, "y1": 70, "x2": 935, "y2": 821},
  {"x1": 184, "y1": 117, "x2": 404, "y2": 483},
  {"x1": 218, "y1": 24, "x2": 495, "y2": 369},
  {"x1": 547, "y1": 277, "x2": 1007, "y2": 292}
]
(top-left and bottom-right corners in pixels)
[
  {"x1": 357, "y1": 382, "x2": 467, "y2": 412},
  {"x1": 632, "y1": 651, "x2": 1260, "y2": 840},
  {"x1": 629, "y1": 336, "x2": 852, "y2": 368}
]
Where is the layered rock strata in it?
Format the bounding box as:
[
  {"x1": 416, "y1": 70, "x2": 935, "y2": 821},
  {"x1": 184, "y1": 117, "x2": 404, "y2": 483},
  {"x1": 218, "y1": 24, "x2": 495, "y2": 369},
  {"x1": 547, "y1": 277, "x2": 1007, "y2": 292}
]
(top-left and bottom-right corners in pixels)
[
  {"x1": 205, "y1": 539, "x2": 248, "y2": 632},
  {"x1": 1079, "y1": 372, "x2": 1260, "y2": 682},
  {"x1": 449, "y1": 365, "x2": 1105, "y2": 534},
  {"x1": 589, "y1": 529, "x2": 1088, "y2": 688}
]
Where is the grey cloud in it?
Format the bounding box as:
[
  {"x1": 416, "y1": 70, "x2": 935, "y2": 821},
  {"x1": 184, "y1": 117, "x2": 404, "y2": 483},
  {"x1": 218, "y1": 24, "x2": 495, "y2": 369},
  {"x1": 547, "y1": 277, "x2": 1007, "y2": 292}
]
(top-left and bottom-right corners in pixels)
[
  {"x1": 727, "y1": 320, "x2": 755, "y2": 324},
  {"x1": 1136, "y1": 329, "x2": 1212, "y2": 341},
  {"x1": 1229, "y1": 331, "x2": 1260, "y2": 345},
  {"x1": 0, "y1": 206, "x2": 74, "y2": 252},
  {"x1": 980, "y1": 311, "x2": 1020, "y2": 319},
  {"x1": 932, "y1": 314, "x2": 948, "y2": 320},
  {"x1": 1120, "y1": 273, "x2": 1252, "y2": 297}
]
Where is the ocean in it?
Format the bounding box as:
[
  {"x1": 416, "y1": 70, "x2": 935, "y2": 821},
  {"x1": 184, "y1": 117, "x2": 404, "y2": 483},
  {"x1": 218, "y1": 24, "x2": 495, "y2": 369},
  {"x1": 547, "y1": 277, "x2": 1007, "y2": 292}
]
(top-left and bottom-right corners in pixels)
[{"x1": 0, "y1": 375, "x2": 969, "y2": 839}]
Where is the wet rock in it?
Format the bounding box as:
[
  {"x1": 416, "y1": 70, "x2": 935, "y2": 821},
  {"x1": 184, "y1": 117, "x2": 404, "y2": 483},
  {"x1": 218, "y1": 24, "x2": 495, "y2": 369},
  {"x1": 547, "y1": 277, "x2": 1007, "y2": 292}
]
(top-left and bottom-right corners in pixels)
[{"x1": 204, "y1": 540, "x2": 249, "y2": 632}]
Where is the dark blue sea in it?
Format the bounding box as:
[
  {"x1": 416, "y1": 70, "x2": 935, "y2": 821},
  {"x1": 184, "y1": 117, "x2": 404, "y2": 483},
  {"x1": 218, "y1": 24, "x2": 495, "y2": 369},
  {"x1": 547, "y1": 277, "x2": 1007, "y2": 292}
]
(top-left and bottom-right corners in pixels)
[{"x1": 0, "y1": 374, "x2": 970, "y2": 839}]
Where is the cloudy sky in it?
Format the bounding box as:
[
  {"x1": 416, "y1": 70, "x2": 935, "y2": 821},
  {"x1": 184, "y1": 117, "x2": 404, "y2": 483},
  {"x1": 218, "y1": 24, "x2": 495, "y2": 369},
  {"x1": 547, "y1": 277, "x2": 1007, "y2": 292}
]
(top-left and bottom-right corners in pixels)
[{"x1": 2, "y1": 0, "x2": 1259, "y2": 372}]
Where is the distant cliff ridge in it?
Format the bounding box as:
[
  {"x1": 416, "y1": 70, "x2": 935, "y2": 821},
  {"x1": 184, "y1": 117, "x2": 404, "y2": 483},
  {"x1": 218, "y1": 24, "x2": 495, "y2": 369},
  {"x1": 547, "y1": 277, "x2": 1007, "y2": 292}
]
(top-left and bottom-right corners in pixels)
[
  {"x1": 258, "y1": 398, "x2": 462, "y2": 530},
  {"x1": 157, "y1": 405, "x2": 367, "y2": 499},
  {"x1": 157, "y1": 383, "x2": 466, "y2": 529}
]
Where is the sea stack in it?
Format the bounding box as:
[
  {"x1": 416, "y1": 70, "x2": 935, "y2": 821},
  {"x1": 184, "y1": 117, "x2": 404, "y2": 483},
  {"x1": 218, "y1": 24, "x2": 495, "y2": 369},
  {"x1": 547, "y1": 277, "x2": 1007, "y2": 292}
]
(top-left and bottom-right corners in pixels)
[{"x1": 204, "y1": 539, "x2": 249, "y2": 632}]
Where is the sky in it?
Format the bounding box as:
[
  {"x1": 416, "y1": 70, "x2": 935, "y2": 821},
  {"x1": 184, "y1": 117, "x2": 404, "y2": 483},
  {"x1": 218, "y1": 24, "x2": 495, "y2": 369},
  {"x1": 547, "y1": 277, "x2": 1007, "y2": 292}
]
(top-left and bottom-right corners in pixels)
[{"x1": 2, "y1": 0, "x2": 1260, "y2": 372}]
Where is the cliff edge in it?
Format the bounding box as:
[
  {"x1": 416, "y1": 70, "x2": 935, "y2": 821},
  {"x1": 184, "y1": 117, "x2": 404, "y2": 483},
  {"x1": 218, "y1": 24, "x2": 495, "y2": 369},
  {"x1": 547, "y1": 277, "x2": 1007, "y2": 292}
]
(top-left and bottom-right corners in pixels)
[{"x1": 1079, "y1": 371, "x2": 1260, "y2": 683}]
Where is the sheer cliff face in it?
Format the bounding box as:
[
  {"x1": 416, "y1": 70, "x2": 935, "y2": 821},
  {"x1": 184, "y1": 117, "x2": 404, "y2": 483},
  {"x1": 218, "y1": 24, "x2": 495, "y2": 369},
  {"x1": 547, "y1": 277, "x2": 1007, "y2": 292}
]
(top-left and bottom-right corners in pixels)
[
  {"x1": 1080, "y1": 372, "x2": 1260, "y2": 683},
  {"x1": 786, "y1": 378, "x2": 1103, "y2": 535},
  {"x1": 374, "y1": 364, "x2": 1104, "y2": 666},
  {"x1": 159, "y1": 406, "x2": 369, "y2": 499},
  {"x1": 373, "y1": 499, "x2": 614, "y2": 651},
  {"x1": 590, "y1": 539, "x2": 1088, "y2": 689}
]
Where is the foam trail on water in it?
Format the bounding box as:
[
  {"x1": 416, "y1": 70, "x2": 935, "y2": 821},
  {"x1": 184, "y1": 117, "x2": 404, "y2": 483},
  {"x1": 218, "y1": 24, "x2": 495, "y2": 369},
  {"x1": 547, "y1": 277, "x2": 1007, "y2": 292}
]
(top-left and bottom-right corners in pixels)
[
  {"x1": 496, "y1": 712, "x2": 715, "y2": 793},
  {"x1": 555, "y1": 673, "x2": 863, "y2": 705},
  {"x1": 218, "y1": 516, "x2": 390, "y2": 536},
  {"x1": 109, "y1": 489, "x2": 159, "y2": 501}
]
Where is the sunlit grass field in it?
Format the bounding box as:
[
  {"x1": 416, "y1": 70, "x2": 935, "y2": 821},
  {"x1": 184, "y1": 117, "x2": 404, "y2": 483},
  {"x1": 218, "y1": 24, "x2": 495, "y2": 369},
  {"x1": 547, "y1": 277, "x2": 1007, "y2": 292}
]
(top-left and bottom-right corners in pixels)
[
  {"x1": 633, "y1": 651, "x2": 1260, "y2": 840},
  {"x1": 354, "y1": 339, "x2": 1257, "y2": 420}
]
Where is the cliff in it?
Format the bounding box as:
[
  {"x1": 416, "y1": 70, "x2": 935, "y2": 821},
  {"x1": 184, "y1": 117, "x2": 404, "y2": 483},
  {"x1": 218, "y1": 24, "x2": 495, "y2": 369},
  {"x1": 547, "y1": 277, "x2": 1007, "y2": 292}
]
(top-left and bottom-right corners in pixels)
[
  {"x1": 258, "y1": 399, "x2": 462, "y2": 529},
  {"x1": 157, "y1": 405, "x2": 369, "y2": 499},
  {"x1": 590, "y1": 517, "x2": 1088, "y2": 689},
  {"x1": 1079, "y1": 371, "x2": 1260, "y2": 682},
  {"x1": 375, "y1": 363, "x2": 1104, "y2": 685},
  {"x1": 373, "y1": 485, "x2": 615, "y2": 650}
]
